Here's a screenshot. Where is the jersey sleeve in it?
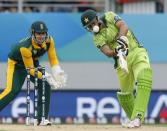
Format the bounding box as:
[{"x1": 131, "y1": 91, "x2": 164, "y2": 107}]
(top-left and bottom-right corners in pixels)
[
  {"x1": 105, "y1": 11, "x2": 122, "y2": 25},
  {"x1": 93, "y1": 35, "x2": 106, "y2": 49},
  {"x1": 47, "y1": 36, "x2": 59, "y2": 67},
  {"x1": 20, "y1": 47, "x2": 42, "y2": 78}
]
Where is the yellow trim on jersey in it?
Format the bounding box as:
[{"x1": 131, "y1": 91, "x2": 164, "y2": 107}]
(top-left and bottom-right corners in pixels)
[
  {"x1": 47, "y1": 36, "x2": 59, "y2": 66},
  {"x1": 32, "y1": 38, "x2": 47, "y2": 49},
  {"x1": 0, "y1": 59, "x2": 16, "y2": 99},
  {"x1": 20, "y1": 47, "x2": 42, "y2": 78}
]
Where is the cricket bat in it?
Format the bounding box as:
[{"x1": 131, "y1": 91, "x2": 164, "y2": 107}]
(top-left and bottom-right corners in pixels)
[{"x1": 117, "y1": 50, "x2": 129, "y2": 74}]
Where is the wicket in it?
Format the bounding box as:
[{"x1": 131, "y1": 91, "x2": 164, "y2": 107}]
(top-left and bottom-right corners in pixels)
[{"x1": 26, "y1": 67, "x2": 46, "y2": 126}]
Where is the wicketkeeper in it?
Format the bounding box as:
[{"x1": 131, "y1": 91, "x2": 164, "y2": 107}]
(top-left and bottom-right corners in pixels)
[
  {"x1": 0, "y1": 21, "x2": 67, "y2": 125},
  {"x1": 81, "y1": 9, "x2": 152, "y2": 128}
]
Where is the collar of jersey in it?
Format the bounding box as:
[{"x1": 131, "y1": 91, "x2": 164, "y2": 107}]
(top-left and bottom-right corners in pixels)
[{"x1": 32, "y1": 38, "x2": 47, "y2": 49}]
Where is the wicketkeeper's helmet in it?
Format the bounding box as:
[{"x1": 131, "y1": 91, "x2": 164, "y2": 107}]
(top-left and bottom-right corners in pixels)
[{"x1": 31, "y1": 21, "x2": 48, "y2": 34}]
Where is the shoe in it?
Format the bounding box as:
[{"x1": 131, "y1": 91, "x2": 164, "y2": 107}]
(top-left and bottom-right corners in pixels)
[
  {"x1": 122, "y1": 118, "x2": 141, "y2": 128},
  {"x1": 121, "y1": 118, "x2": 130, "y2": 127},
  {"x1": 38, "y1": 119, "x2": 52, "y2": 126}
]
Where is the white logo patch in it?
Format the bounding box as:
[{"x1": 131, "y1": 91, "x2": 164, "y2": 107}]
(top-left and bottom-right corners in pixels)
[{"x1": 33, "y1": 49, "x2": 37, "y2": 55}]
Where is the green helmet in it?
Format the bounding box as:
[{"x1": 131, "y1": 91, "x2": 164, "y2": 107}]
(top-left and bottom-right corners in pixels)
[
  {"x1": 31, "y1": 21, "x2": 48, "y2": 34},
  {"x1": 81, "y1": 9, "x2": 97, "y2": 27},
  {"x1": 31, "y1": 21, "x2": 48, "y2": 45}
]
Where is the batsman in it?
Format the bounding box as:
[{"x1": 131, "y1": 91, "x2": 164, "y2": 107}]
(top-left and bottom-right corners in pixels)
[
  {"x1": 0, "y1": 21, "x2": 67, "y2": 125},
  {"x1": 81, "y1": 9, "x2": 152, "y2": 128}
]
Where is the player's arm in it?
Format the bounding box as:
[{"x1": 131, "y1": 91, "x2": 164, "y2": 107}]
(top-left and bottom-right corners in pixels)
[
  {"x1": 115, "y1": 19, "x2": 128, "y2": 38},
  {"x1": 94, "y1": 35, "x2": 116, "y2": 57},
  {"x1": 112, "y1": 14, "x2": 129, "y2": 55},
  {"x1": 47, "y1": 36, "x2": 67, "y2": 87},
  {"x1": 107, "y1": 12, "x2": 129, "y2": 51},
  {"x1": 109, "y1": 11, "x2": 128, "y2": 37},
  {"x1": 20, "y1": 47, "x2": 42, "y2": 78},
  {"x1": 100, "y1": 44, "x2": 116, "y2": 57},
  {"x1": 115, "y1": 20, "x2": 129, "y2": 56},
  {"x1": 47, "y1": 36, "x2": 59, "y2": 67}
]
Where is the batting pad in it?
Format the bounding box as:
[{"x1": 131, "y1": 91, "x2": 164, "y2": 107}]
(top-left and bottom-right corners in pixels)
[
  {"x1": 131, "y1": 68, "x2": 152, "y2": 122},
  {"x1": 117, "y1": 92, "x2": 134, "y2": 119}
]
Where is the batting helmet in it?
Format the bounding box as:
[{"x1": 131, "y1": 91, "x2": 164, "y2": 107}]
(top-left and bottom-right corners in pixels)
[{"x1": 81, "y1": 9, "x2": 97, "y2": 27}]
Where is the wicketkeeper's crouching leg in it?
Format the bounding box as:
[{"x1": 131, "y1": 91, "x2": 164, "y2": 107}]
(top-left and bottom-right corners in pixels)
[
  {"x1": 37, "y1": 80, "x2": 51, "y2": 125},
  {"x1": 35, "y1": 70, "x2": 67, "y2": 126}
]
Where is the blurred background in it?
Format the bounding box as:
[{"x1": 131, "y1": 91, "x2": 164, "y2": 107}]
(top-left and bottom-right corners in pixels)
[{"x1": 0, "y1": 0, "x2": 167, "y2": 125}]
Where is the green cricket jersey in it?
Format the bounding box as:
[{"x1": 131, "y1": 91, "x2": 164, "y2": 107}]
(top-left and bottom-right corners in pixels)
[
  {"x1": 8, "y1": 37, "x2": 51, "y2": 67},
  {"x1": 93, "y1": 11, "x2": 141, "y2": 53},
  {"x1": 92, "y1": 11, "x2": 152, "y2": 122}
]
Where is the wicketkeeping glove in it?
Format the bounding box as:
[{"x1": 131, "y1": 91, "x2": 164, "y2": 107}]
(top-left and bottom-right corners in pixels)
[
  {"x1": 51, "y1": 65, "x2": 67, "y2": 88},
  {"x1": 45, "y1": 72, "x2": 61, "y2": 89}
]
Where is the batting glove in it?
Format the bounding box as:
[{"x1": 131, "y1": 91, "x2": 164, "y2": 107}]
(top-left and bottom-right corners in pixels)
[{"x1": 115, "y1": 36, "x2": 129, "y2": 56}]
